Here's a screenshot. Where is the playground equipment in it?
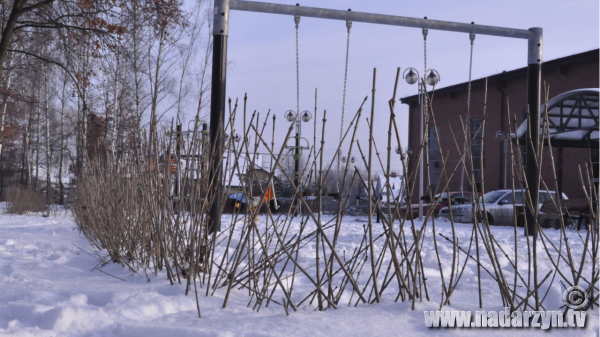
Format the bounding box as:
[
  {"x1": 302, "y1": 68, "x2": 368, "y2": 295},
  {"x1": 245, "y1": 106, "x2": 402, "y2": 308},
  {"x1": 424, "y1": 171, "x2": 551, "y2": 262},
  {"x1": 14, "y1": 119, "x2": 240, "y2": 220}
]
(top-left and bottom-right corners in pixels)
[{"x1": 207, "y1": 0, "x2": 544, "y2": 239}]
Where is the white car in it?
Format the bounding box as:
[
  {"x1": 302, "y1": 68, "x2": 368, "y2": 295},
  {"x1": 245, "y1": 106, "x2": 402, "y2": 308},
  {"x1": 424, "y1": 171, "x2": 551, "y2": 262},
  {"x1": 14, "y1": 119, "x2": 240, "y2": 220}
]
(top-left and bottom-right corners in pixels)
[{"x1": 438, "y1": 189, "x2": 567, "y2": 226}]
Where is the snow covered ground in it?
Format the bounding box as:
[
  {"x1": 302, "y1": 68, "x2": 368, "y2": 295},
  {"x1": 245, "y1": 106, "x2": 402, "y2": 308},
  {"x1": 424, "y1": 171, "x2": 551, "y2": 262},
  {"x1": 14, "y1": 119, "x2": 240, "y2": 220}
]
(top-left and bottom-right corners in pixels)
[{"x1": 0, "y1": 212, "x2": 598, "y2": 336}]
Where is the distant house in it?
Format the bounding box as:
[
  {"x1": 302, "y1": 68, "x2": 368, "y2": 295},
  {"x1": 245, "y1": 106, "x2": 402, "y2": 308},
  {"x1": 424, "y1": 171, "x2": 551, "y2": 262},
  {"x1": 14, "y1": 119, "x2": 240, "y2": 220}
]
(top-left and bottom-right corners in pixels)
[
  {"x1": 374, "y1": 172, "x2": 404, "y2": 205},
  {"x1": 180, "y1": 151, "x2": 272, "y2": 194}
]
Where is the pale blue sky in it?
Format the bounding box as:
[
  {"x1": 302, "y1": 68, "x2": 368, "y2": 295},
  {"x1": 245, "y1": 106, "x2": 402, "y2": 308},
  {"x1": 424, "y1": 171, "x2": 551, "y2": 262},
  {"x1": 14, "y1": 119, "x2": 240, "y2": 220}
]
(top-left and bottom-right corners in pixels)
[{"x1": 224, "y1": 0, "x2": 599, "y2": 174}]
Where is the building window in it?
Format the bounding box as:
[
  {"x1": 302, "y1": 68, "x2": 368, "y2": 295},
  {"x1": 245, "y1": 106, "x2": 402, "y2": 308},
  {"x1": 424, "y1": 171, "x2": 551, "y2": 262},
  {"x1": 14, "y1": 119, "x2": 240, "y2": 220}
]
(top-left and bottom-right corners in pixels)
[
  {"x1": 428, "y1": 126, "x2": 440, "y2": 193},
  {"x1": 470, "y1": 118, "x2": 485, "y2": 192}
]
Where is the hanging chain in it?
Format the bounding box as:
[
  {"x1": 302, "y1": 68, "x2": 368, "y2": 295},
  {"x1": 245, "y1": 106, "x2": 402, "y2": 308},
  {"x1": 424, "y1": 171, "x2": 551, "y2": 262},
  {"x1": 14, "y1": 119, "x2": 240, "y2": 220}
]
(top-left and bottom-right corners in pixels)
[
  {"x1": 340, "y1": 20, "x2": 351, "y2": 146},
  {"x1": 337, "y1": 19, "x2": 352, "y2": 191},
  {"x1": 422, "y1": 27, "x2": 428, "y2": 121},
  {"x1": 466, "y1": 33, "x2": 475, "y2": 117},
  {"x1": 460, "y1": 31, "x2": 476, "y2": 195},
  {"x1": 295, "y1": 15, "x2": 301, "y2": 122}
]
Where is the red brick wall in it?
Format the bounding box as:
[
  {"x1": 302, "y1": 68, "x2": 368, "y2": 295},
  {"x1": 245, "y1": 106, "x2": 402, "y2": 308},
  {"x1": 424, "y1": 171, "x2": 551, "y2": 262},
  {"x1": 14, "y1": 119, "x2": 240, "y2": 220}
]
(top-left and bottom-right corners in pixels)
[{"x1": 405, "y1": 52, "x2": 599, "y2": 200}]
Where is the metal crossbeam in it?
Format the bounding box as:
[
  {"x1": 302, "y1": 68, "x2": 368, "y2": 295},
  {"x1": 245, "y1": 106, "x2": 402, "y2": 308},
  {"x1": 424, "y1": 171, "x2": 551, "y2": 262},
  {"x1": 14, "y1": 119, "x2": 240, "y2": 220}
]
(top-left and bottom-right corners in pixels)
[{"x1": 230, "y1": 0, "x2": 532, "y2": 39}]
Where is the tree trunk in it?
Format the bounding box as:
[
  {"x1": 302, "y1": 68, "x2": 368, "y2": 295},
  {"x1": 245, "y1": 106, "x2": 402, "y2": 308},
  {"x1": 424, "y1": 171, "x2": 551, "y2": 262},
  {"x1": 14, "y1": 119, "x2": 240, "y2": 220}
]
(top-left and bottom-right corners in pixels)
[
  {"x1": 0, "y1": 56, "x2": 15, "y2": 198},
  {"x1": 58, "y1": 73, "x2": 66, "y2": 205},
  {"x1": 45, "y1": 62, "x2": 51, "y2": 201}
]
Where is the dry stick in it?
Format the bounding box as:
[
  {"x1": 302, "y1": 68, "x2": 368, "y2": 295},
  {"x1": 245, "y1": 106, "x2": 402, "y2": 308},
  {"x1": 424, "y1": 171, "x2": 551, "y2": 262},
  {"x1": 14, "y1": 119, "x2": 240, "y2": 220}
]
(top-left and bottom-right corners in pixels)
[
  {"x1": 316, "y1": 108, "x2": 326, "y2": 310},
  {"x1": 259, "y1": 150, "x2": 317, "y2": 306},
  {"x1": 574, "y1": 165, "x2": 594, "y2": 288},
  {"x1": 489, "y1": 235, "x2": 540, "y2": 298},
  {"x1": 211, "y1": 103, "x2": 253, "y2": 295},
  {"x1": 247, "y1": 129, "x2": 343, "y2": 310},
  {"x1": 457, "y1": 102, "x2": 484, "y2": 309},
  {"x1": 287, "y1": 144, "x2": 323, "y2": 298},
  {"x1": 360, "y1": 233, "x2": 391, "y2": 305},
  {"x1": 326, "y1": 97, "x2": 368, "y2": 303},
  {"x1": 425, "y1": 91, "x2": 462, "y2": 306},
  {"x1": 536, "y1": 92, "x2": 586, "y2": 296},
  {"x1": 513, "y1": 270, "x2": 554, "y2": 312},
  {"x1": 352, "y1": 165, "x2": 415, "y2": 300},
  {"x1": 476, "y1": 88, "x2": 514, "y2": 308},
  {"x1": 444, "y1": 123, "x2": 481, "y2": 296},
  {"x1": 253, "y1": 128, "x2": 368, "y2": 304},
  {"x1": 334, "y1": 220, "x2": 371, "y2": 303},
  {"x1": 186, "y1": 107, "x2": 227, "y2": 294},
  {"x1": 387, "y1": 123, "x2": 427, "y2": 304},
  {"x1": 520, "y1": 100, "x2": 565, "y2": 310},
  {"x1": 441, "y1": 232, "x2": 536, "y2": 311},
  {"x1": 368, "y1": 123, "x2": 424, "y2": 300},
  {"x1": 255, "y1": 211, "x2": 339, "y2": 309},
  {"x1": 457, "y1": 106, "x2": 511, "y2": 308},
  {"x1": 509, "y1": 112, "x2": 534, "y2": 311},
  {"x1": 418, "y1": 85, "x2": 455, "y2": 306},
  {"x1": 426, "y1": 125, "x2": 484, "y2": 301},
  {"x1": 505, "y1": 97, "x2": 523, "y2": 307},
  {"x1": 328, "y1": 111, "x2": 365, "y2": 300},
  {"x1": 582, "y1": 163, "x2": 599, "y2": 309},
  {"x1": 221, "y1": 113, "x2": 297, "y2": 309},
  {"x1": 379, "y1": 97, "x2": 408, "y2": 298},
  {"x1": 389, "y1": 104, "x2": 422, "y2": 302},
  {"x1": 365, "y1": 69, "x2": 381, "y2": 303}
]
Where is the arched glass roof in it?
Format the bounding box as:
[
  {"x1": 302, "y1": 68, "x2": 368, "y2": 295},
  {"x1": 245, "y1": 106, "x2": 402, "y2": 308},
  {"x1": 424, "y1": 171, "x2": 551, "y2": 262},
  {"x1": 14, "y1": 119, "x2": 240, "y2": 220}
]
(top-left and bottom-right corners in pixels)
[{"x1": 517, "y1": 88, "x2": 599, "y2": 148}]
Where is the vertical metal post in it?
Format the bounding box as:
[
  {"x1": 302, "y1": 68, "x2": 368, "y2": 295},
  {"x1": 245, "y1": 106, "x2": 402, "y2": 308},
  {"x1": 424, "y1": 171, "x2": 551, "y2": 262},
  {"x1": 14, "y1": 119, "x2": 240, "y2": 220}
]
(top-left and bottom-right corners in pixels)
[
  {"x1": 209, "y1": 0, "x2": 230, "y2": 233},
  {"x1": 294, "y1": 129, "x2": 300, "y2": 216},
  {"x1": 504, "y1": 137, "x2": 508, "y2": 189},
  {"x1": 524, "y1": 27, "x2": 543, "y2": 237},
  {"x1": 293, "y1": 13, "x2": 301, "y2": 217},
  {"x1": 557, "y1": 144, "x2": 563, "y2": 197},
  {"x1": 418, "y1": 80, "x2": 424, "y2": 221}
]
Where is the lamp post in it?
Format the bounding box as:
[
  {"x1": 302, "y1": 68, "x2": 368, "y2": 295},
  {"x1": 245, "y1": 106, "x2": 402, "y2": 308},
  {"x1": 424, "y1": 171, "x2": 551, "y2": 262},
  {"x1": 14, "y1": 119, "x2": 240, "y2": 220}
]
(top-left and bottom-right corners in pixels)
[
  {"x1": 340, "y1": 155, "x2": 356, "y2": 164},
  {"x1": 286, "y1": 109, "x2": 312, "y2": 216},
  {"x1": 404, "y1": 67, "x2": 440, "y2": 221},
  {"x1": 495, "y1": 131, "x2": 514, "y2": 189}
]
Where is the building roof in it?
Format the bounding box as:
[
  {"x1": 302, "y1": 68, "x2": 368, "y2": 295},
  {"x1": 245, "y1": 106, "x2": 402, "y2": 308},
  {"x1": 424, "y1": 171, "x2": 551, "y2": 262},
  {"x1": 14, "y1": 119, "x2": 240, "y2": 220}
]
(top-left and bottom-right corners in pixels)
[
  {"x1": 516, "y1": 88, "x2": 599, "y2": 148},
  {"x1": 400, "y1": 49, "x2": 599, "y2": 104}
]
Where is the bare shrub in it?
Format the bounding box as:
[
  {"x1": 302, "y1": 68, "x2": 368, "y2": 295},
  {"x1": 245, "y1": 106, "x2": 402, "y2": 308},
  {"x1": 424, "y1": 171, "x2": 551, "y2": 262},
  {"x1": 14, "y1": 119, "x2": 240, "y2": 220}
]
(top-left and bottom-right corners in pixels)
[
  {"x1": 72, "y1": 74, "x2": 598, "y2": 319},
  {"x1": 4, "y1": 186, "x2": 49, "y2": 215}
]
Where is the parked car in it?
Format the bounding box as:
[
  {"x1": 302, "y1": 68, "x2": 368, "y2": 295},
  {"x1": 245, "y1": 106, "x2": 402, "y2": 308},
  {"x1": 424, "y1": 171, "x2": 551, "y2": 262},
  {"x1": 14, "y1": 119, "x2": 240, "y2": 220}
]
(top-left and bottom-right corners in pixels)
[
  {"x1": 438, "y1": 189, "x2": 568, "y2": 226},
  {"x1": 401, "y1": 192, "x2": 473, "y2": 219}
]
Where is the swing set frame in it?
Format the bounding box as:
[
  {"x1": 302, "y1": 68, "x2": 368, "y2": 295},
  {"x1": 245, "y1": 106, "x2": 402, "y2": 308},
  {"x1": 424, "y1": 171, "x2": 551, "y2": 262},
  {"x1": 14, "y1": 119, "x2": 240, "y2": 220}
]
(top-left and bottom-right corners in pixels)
[{"x1": 207, "y1": 0, "x2": 544, "y2": 238}]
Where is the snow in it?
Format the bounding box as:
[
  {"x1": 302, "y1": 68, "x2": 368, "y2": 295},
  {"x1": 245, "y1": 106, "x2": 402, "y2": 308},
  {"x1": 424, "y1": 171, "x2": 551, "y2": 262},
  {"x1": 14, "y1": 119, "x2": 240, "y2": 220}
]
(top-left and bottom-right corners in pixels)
[
  {"x1": 374, "y1": 175, "x2": 404, "y2": 204},
  {"x1": 0, "y1": 212, "x2": 598, "y2": 336}
]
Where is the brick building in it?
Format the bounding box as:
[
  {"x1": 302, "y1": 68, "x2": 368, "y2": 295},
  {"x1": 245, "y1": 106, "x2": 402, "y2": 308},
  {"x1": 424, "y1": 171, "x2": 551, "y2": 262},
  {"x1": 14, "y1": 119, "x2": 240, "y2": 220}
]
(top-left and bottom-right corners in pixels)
[{"x1": 400, "y1": 49, "x2": 599, "y2": 200}]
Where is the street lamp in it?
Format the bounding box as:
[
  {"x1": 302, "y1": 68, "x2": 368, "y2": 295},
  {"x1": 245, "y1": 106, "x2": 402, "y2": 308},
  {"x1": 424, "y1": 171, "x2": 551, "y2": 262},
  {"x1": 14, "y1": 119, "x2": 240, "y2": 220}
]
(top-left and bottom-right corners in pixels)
[
  {"x1": 340, "y1": 155, "x2": 356, "y2": 164},
  {"x1": 403, "y1": 67, "x2": 441, "y2": 221},
  {"x1": 426, "y1": 69, "x2": 441, "y2": 87},
  {"x1": 404, "y1": 68, "x2": 418, "y2": 85},
  {"x1": 301, "y1": 110, "x2": 312, "y2": 123},
  {"x1": 285, "y1": 110, "x2": 296, "y2": 122},
  {"x1": 287, "y1": 109, "x2": 311, "y2": 216},
  {"x1": 495, "y1": 130, "x2": 514, "y2": 189}
]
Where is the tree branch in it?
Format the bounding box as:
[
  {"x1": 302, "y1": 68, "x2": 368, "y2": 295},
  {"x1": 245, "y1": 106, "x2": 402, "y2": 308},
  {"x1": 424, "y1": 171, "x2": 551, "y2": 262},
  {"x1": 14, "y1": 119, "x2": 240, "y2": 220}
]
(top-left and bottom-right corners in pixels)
[{"x1": 18, "y1": 0, "x2": 55, "y2": 14}]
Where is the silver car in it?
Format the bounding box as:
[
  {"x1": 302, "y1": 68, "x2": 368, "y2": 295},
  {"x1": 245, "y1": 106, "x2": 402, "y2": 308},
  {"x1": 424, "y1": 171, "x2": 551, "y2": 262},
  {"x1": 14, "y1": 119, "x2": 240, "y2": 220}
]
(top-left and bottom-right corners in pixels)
[{"x1": 438, "y1": 189, "x2": 567, "y2": 226}]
